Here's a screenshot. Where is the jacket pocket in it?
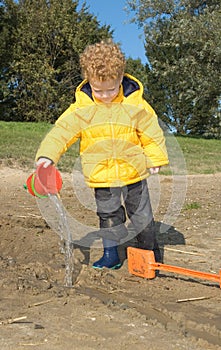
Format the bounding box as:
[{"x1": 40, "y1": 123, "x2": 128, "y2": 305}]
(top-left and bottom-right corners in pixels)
[
  {"x1": 118, "y1": 151, "x2": 147, "y2": 181},
  {"x1": 81, "y1": 154, "x2": 108, "y2": 184}
]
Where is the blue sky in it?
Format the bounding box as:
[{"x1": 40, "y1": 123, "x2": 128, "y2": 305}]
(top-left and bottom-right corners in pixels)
[{"x1": 77, "y1": 0, "x2": 146, "y2": 63}]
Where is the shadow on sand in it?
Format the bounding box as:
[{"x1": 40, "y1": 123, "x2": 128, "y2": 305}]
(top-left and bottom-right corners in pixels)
[{"x1": 72, "y1": 221, "x2": 185, "y2": 269}]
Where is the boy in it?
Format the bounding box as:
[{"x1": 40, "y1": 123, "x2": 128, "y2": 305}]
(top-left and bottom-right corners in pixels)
[{"x1": 36, "y1": 40, "x2": 169, "y2": 269}]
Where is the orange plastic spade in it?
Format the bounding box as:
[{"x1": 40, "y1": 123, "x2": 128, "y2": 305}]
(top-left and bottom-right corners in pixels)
[{"x1": 127, "y1": 247, "x2": 221, "y2": 288}]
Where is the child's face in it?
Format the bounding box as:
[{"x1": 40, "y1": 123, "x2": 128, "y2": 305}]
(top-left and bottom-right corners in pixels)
[{"x1": 90, "y1": 77, "x2": 122, "y2": 103}]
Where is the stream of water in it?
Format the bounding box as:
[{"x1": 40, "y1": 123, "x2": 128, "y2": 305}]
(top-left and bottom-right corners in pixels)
[{"x1": 48, "y1": 194, "x2": 74, "y2": 287}]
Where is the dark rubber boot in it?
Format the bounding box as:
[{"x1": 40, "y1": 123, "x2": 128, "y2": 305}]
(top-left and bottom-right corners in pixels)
[
  {"x1": 92, "y1": 239, "x2": 121, "y2": 269},
  {"x1": 137, "y1": 225, "x2": 162, "y2": 263},
  {"x1": 136, "y1": 220, "x2": 162, "y2": 263},
  {"x1": 153, "y1": 248, "x2": 162, "y2": 263}
]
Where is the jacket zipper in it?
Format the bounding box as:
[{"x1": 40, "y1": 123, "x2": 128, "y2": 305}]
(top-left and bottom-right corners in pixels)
[{"x1": 109, "y1": 106, "x2": 119, "y2": 181}]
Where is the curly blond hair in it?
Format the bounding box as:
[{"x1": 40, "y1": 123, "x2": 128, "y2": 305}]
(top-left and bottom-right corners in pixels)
[{"x1": 80, "y1": 40, "x2": 126, "y2": 81}]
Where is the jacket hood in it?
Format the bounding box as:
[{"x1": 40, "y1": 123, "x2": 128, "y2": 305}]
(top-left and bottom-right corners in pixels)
[{"x1": 75, "y1": 73, "x2": 144, "y2": 105}]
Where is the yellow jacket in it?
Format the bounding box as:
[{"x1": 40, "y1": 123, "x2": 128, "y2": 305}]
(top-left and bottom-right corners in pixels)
[{"x1": 36, "y1": 74, "x2": 169, "y2": 187}]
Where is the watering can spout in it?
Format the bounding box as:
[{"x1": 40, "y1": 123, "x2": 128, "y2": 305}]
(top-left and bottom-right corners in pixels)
[{"x1": 24, "y1": 163, "x2": 62, "y2": 198}]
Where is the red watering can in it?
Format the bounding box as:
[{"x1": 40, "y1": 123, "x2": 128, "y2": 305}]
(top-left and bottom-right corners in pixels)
[{"x1": 24, "y1": 163, "x2": 62, "y2": 198}]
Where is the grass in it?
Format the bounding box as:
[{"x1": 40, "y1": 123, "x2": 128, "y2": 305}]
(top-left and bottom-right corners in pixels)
[
  {"x1": 175, "y1": 136, "x2": 221, "y2": 174},
  {"x1": 161, "y1": 134, "x2": 221, "y2": 175},
  {"x1": 0, "y1": 121, "x2": 79, "y2": 171},
  {"x1": 0, "y1": 121, "x2": 221, "y2": 174},
  {"x1": 183, "y1": 202, "x2": 202, "y2": 210}
]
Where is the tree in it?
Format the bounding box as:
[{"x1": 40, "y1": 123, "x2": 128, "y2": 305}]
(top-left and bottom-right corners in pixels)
[
  {"x1": 0, "y1": 0, "x2": 18, "y2": 119},
  {"x1": 127, "y1": 0, "x2": 221, "y2": 137},
  {"x1": 0, "y1": 0, "x2": 112, "y2": 122},
  {"x1": 125, "y1": 57, "x2": 148, "y2": 93}
]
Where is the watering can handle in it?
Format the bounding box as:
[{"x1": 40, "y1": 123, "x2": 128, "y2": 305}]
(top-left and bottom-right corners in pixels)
[{"x1": 36, "y1": 157, "x2": 53, "y2": 168}]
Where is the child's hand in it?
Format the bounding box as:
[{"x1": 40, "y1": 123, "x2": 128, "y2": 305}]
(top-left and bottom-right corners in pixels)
[
  {"x1": 149, "y1": 167, "x2": 160, "y2": 174},
  {"x1": 36, "y1": 157, "x2": 52, "y2": 168}
]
